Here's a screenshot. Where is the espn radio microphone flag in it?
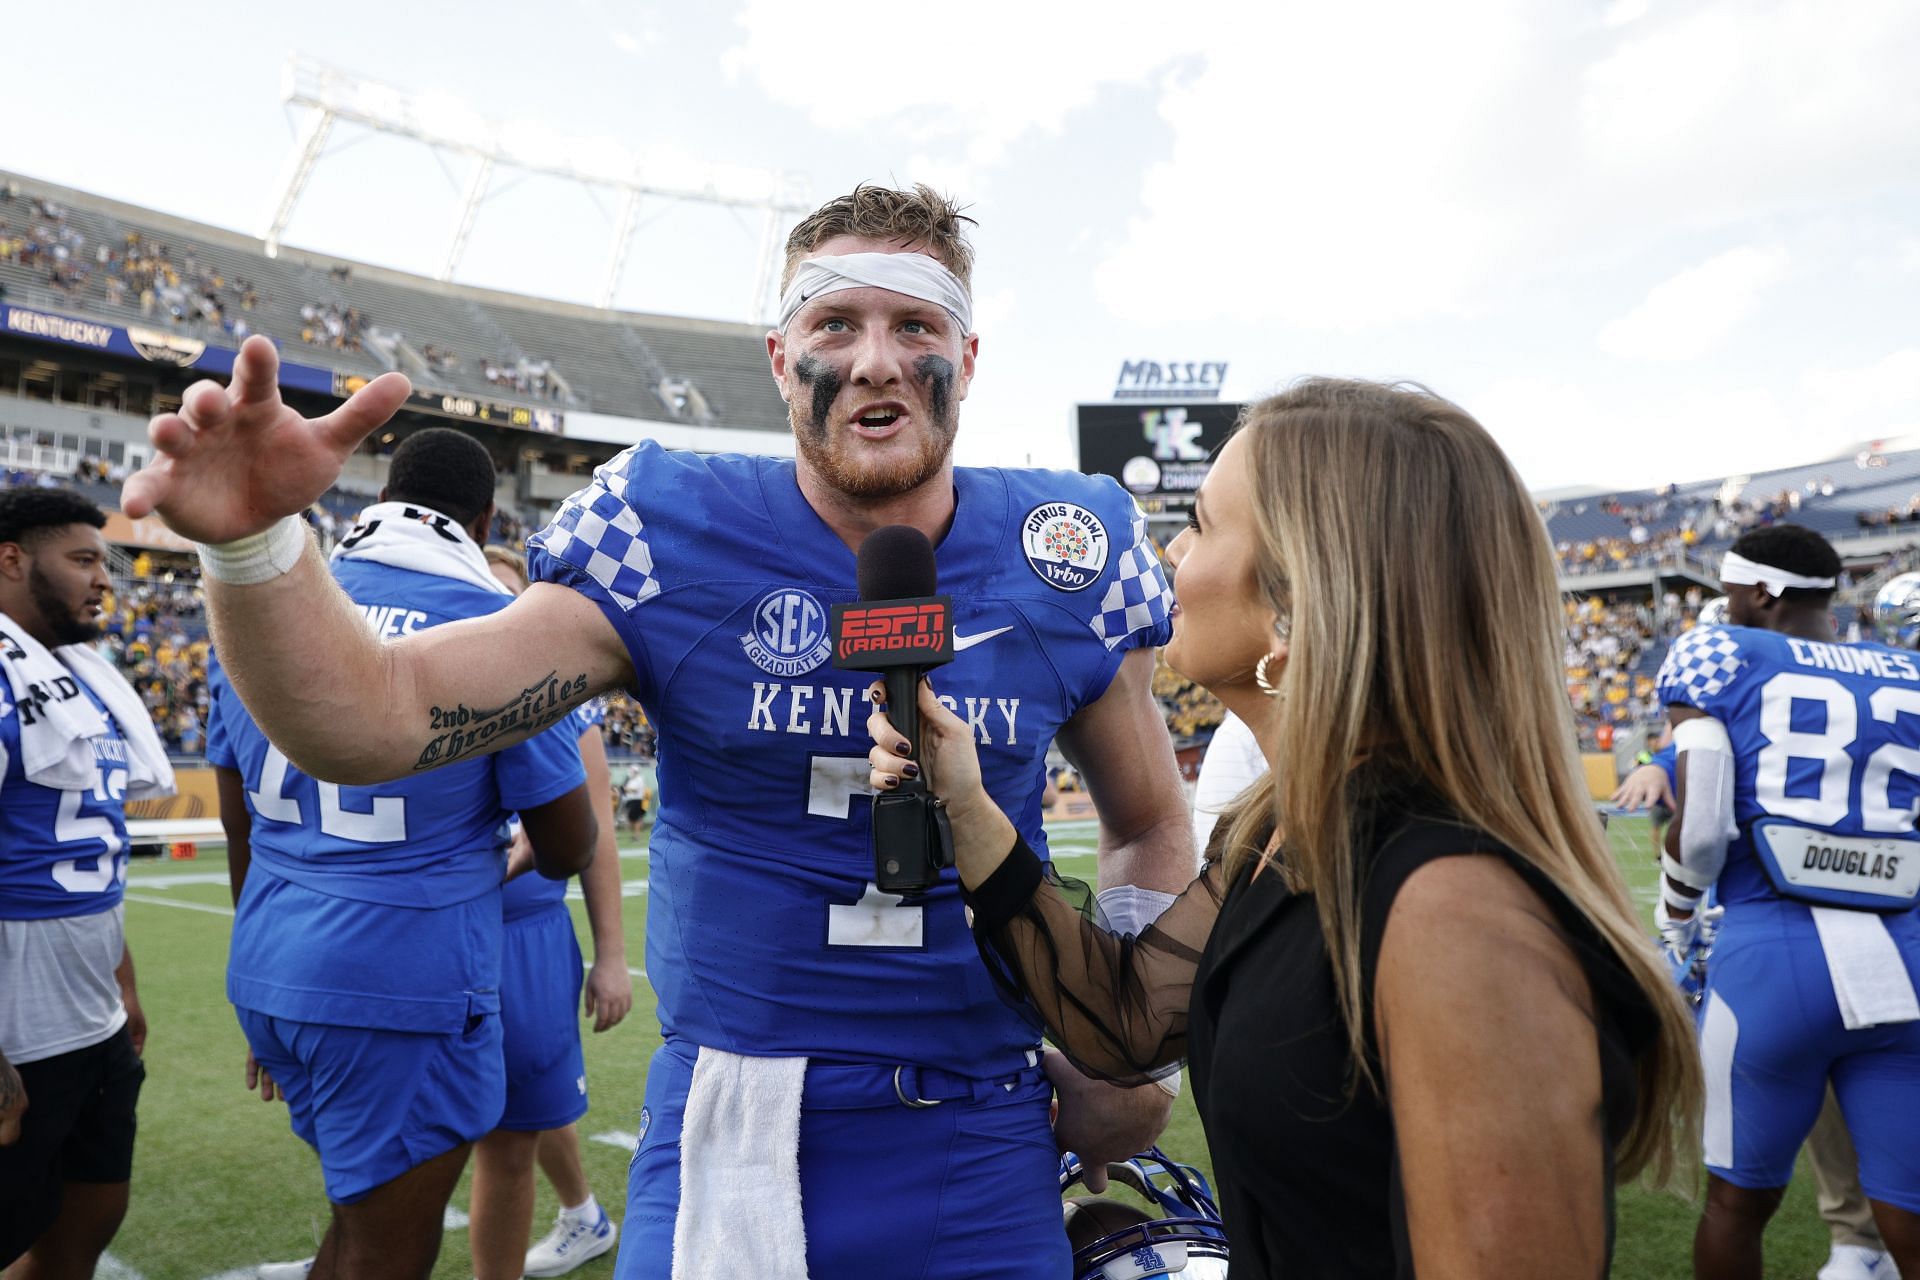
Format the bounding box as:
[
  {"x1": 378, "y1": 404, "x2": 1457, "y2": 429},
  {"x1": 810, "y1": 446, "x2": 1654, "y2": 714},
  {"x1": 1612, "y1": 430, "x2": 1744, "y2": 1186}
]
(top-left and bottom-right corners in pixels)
[{"x1": 833, "y1": 526, "x2": 955, "y2": 892}]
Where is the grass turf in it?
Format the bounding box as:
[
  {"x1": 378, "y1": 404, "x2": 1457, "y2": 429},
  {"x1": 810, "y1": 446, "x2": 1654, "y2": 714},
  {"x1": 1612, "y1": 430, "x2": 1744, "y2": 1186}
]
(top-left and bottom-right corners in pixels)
[{"x1": 101, "y1": 816, "x2": 1833, "y2": 1278}]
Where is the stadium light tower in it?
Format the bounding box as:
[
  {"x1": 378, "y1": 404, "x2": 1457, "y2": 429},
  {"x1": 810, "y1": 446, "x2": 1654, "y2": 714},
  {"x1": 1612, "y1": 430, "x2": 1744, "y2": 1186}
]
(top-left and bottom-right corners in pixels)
[{"x1": 264, "y1": 57, "x2": 810, "y2": 320}]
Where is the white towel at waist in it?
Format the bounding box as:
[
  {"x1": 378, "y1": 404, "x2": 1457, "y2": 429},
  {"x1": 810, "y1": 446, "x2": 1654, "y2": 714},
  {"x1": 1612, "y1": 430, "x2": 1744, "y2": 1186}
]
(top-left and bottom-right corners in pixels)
[
  {"x1": 1811, "y1": 905, "x2": 1920, "y2": 1030},
  {"x1": 672, "y1": 1047, "x2": 809, "y2": 1280}
]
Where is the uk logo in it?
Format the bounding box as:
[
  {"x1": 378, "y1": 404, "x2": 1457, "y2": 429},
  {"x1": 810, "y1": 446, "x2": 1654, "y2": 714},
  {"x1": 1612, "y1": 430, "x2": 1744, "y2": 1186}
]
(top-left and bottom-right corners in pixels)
[
  {"x1": 1021, "y1": 502, "x2": 1110, "y2": 592},
  {"x1": 1130, "y1": 1244, "x2": 1168, "y2": 1270},
  {"x1": 741, "y1": 588, "x2": 832, "y2": 677}
]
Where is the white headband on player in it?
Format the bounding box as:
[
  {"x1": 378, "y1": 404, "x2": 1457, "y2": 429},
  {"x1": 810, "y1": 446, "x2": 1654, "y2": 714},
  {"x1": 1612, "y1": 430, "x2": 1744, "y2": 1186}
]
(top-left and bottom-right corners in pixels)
[
  {"x1": 1720, "y1": 550, "x2": 1837, "y2": 596},
  {"x1": 777, "y1": 252, "x2": 972, "y2": 335}
]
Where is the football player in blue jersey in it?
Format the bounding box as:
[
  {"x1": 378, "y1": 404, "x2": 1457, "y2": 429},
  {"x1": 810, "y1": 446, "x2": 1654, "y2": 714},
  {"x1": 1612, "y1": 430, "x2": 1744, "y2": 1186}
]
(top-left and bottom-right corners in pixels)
[
  {"x1": 1658, "y1": 525, "x2": 1920, "y2": 1278},
  {"x1": 205, "y1": 430, "x2": 598, "y2": 1280},
  {"x1": 0, "y1": 487, "x2": 175, "y2": 1274},
  {"x1": 124, "y1": 183, "x2": 1195, "y2": 1278},
  {"x1": 473, "y1": 545, "x2": 629, "y2": 1280}
]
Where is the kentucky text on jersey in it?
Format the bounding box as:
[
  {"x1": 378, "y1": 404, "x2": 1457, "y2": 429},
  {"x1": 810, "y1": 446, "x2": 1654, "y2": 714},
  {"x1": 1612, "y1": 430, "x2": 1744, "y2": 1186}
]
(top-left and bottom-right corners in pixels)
[
  {"x1": 525, "y1": 441, "x2": 1172, "y2": 1076},
  {"x1": 746, "y1": 681, "x2": 1022, "y2": 743}
]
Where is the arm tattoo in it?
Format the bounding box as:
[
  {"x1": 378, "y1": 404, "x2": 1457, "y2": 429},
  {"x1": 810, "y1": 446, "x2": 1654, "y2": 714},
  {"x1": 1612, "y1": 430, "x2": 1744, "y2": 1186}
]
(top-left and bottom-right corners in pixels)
[{"x1": 414, "y1": 671, "x2": 589, "y2": 771}]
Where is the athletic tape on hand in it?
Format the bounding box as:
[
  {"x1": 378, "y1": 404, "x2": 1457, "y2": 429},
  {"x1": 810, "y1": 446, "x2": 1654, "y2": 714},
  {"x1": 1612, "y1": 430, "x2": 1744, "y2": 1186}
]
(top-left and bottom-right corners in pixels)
[{"x1": 196, "y1": 515, "x2": 309, "y2": 586}]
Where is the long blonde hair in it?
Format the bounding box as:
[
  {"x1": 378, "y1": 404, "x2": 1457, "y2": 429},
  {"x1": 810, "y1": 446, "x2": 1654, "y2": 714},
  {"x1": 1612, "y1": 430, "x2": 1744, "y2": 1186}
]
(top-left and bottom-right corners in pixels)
[{"x1": 1213, "y1": 378, "x2": 1700, "y2": 1185}]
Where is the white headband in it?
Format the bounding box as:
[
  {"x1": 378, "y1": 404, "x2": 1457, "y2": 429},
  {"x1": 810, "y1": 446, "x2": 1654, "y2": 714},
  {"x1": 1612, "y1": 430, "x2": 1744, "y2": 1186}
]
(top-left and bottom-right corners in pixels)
[
  {"x1": 1721, "y1": 550, "x2": 1837, "y2": 596},
  {"x1": 777, "y1": 251, "x2": 972, "y2": 335}
]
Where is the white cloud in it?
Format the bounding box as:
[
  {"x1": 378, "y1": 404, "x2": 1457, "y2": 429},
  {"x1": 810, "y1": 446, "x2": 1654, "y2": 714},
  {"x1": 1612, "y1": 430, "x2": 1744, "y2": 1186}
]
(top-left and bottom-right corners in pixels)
[
  {"x1": 1802, "y1": 348, "x2": 1920, "y2": 427},
  {"x1": 1602, "y1": 0, "x2": 1651, "y2": 28},
  {"x1": 1093, "y1": 1, "x2": 1917, "y2": 329},
  {"x1": 1472, "y1": 376, "x2": 1801, "y2": 488},
  {"x1": 722, "y1": 0, "x2": 1193, "y2": 166},
  {"x1": 612, "y1": 30, "x2": 647, "y2": 55},
  {"x1": 1597, "y1": 245, "x2": 1788, "y2": 362}
]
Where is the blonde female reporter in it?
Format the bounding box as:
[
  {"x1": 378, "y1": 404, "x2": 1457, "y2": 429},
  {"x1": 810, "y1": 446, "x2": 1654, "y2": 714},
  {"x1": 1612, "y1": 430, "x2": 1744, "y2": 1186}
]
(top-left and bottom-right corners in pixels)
[{"x1": 866, "y1": 379, "x2": 1701, "y2": 1280}]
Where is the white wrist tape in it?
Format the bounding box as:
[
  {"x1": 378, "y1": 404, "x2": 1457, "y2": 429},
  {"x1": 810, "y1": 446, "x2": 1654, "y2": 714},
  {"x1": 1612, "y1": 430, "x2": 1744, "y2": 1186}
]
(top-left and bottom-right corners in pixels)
[
  {"x1": 196, "y1": 516, "x2": 309, "y2": 585},
  {"x1": 1661, "y1": 874, "x2": 1705, "y2": 914}
]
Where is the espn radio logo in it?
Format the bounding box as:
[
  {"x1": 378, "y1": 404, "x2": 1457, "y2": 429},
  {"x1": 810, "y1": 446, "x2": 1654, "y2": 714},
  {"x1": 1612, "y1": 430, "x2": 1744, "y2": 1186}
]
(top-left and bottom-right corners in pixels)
[{"x1": 830, "y1": 596, "x2": 954, "y2": 669}]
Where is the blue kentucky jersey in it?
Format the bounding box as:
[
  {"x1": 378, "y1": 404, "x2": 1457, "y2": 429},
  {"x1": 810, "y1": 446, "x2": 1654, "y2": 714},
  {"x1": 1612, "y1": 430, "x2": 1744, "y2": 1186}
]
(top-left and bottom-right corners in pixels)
[
  {"x1": 527, "y1": 442, "x2": 1173, "y2": 1076},
  {"x1": 206, "y1": 557, "x2": 587, "y2": 1031},
  {"x1": 0, "y1": 672, "x2": 132, "y2": 921},
  {"x1": 1657, "y1": 624, "x2": 1920, "y2": 911},
  {"x1": 501, "y1": 697, "x2": 604, "y2": 922}
]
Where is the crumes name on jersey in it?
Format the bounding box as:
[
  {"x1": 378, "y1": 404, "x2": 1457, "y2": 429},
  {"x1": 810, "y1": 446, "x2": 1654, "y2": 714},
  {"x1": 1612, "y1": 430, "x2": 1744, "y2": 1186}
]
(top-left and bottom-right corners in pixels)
[
  {"x1": 1801, "y1": 842, "x2": 1904, "y2": 882},
  {"x1": 747, "y1": 681, "x2": 1023, "y2": 745},
  {"x1": 1787, "y1": 637, "x2": 1920, "y2": 682}
]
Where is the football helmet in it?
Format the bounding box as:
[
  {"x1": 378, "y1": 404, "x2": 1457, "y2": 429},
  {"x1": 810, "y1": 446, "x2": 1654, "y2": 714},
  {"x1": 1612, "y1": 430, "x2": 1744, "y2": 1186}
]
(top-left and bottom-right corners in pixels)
[
  {"x1": 1695, "y1": 596, "x2": 1730, "y2": 628},
  {"x1": 1060, "y1": 1146, "x2": 1229, "y2": 1279},
  {"x1": 1875, "y1": 573, "x2": 1920, "y2": 648}
]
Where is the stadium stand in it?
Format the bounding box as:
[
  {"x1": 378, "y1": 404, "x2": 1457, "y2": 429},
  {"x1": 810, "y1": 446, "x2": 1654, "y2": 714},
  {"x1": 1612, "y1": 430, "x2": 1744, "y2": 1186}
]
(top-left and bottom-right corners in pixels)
[
  {"x1": 0, "y1": 171, "x2": 789, "y2": 432},
  {"x1": 1546, "y1": 447, "x2": 1920, "y2": 576}
]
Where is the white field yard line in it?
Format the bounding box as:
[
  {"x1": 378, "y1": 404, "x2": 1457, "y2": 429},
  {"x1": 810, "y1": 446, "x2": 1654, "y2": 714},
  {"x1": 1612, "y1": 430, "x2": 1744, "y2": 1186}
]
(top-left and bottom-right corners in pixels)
[
  {"x1": 590, "y1": 1128, "x2": 641, "y2": 1152},
  {"x1": 122, "y1": 893, "x2": 234, "y2": 917}
]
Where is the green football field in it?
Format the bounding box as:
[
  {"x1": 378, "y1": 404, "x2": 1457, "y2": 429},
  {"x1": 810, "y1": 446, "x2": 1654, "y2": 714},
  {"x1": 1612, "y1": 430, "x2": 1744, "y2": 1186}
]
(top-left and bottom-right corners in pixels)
[{"x1": 96, "y1": 816, "x2": 1834, "y2": 1278}]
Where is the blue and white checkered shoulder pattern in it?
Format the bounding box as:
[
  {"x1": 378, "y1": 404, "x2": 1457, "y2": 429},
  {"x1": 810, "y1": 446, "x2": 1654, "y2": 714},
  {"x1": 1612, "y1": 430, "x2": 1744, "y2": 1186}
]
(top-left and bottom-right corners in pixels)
[
  {"x1": 530, "y1": 449, "x2": 661, "y2": 612},
  {"x1": 1089, "y1": 512, "x2": 1174, "y2": 651},
  {"x1": 1657, "y1": 624, "x2": 1745, "y2": 709}
]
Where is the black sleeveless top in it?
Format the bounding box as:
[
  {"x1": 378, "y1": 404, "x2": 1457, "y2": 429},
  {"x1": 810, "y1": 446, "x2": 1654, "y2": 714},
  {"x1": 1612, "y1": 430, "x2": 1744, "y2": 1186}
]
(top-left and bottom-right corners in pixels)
[{"x1": 1184, "y1": 801, "x2": 1658, "y2": 1279}]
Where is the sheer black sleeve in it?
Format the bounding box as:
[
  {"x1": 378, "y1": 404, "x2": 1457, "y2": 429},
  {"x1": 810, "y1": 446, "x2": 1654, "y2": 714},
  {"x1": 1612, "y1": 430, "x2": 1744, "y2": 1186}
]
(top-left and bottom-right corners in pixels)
[{"x1": 964, "y1": 833, "x2": 1228, "y2": 1086}]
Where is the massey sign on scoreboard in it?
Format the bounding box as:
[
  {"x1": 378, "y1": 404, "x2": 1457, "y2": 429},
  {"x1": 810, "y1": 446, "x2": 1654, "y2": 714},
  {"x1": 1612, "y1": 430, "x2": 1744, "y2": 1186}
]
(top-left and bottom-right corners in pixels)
[{"x1": 1076, "y1": 402, "x2": 1244, "y2": 513}]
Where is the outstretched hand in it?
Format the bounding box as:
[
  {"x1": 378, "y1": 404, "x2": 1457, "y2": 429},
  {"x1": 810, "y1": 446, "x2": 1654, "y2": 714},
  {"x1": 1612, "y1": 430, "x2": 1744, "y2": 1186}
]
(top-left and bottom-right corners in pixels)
[{"x1": 121, "y1": 335, "x2": 412, "y2": 544}]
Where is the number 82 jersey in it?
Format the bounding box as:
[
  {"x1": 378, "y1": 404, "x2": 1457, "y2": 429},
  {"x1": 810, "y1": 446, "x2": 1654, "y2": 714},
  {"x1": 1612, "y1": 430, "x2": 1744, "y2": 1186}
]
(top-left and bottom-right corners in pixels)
[{"x1": 1657, "y1": 624, "x2": 1920, "y2": 912}]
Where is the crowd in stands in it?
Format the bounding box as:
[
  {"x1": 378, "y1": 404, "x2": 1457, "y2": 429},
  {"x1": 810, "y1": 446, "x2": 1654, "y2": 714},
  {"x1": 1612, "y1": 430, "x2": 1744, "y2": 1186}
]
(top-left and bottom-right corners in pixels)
[
  {"x1": 299, "y1": 300, "x2": 368, "y2": 353},
  {"x1": 483, "y1": 355, "x2": 564, "y2": 400},
  {"x1": 0, "y1": 191, "x2": 266, "y2": 340},
  {"x1": 0, "y1": 184, "x2": 575, "y2": 408},
  {"x1": 99, "y1": 557, "x2": 212, "y2": 756},
  {"x1": 1153, "y1": 652, "x2": 1225, "y2": 741},
  {"x1": 1554, "y1": 477, "x2": 1839, "y2": 575}
]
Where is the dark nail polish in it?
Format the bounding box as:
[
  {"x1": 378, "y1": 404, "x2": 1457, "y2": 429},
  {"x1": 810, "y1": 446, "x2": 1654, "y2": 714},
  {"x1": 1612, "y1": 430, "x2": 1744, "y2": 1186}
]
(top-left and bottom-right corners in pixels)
[
  {"x1": 902, "y1": 762, "x2": 920, "y2": 779},
  {"x1": 884, "y1": 775, "x2": 900, "y2": 789},
  {"x1": 895, "y1": 742, "x2": 912, "y2": 757}
]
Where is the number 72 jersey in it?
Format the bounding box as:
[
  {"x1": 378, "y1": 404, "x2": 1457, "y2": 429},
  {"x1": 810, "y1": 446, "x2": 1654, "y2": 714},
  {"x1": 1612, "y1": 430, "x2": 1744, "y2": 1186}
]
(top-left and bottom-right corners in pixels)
[{"x1": 1657, "y1": 624, "x2": 1920, "y2": 911}]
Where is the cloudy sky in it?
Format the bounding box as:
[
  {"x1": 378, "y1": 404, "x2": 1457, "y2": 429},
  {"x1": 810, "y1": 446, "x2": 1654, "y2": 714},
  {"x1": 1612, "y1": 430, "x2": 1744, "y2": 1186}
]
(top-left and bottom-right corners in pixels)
[{"x1": 7, "y1": 0, "x2": 1915, "y2": 489}]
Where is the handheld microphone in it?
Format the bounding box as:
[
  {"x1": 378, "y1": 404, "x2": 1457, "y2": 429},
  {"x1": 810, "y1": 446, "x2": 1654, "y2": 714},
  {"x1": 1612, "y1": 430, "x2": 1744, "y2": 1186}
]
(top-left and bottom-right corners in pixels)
[{"x1": 832, "y1": 526, "x2": 955, "y2": 893}]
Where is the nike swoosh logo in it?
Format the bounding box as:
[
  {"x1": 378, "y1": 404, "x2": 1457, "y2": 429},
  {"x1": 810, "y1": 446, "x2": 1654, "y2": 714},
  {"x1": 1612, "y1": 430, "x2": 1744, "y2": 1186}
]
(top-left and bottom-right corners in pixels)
[{"x1": 952, "y1": 625, "x2": 1013, "y2": 652}]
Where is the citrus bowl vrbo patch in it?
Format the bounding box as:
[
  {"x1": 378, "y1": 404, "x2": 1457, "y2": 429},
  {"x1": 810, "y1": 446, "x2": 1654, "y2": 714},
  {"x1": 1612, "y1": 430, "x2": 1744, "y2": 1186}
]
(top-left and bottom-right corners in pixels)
[{"x1": 1021, "y1": 502, "x2": 1110, "y2": 592}]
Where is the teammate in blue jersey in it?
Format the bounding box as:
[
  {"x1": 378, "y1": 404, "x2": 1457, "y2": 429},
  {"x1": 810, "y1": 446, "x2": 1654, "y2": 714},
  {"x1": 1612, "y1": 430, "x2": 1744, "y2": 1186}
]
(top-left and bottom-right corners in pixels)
[
  {"x1": 125, "y1": 184, "x2": 1195, "y2": 1279},
  {"x1": 0, "y1": 487, "x2": 174, "y2": 1273},
  {"x1": 206, "y1": 430, "x2": 597, "y2": 1280},
  {"x1": 471, "y1": 545, "x2": 630, "y2": 1280},
  {"x1": 1658, "y1": 526, "x2": 1920, "y2": 1278}
]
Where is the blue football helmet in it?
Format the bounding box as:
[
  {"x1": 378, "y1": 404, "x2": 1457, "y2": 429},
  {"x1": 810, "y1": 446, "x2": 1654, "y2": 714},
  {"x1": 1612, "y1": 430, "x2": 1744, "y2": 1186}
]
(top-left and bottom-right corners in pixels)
[
  {"x1": 1060, "y1": 1146, "x2": 1229, "y2": 1279},
  {"x1": 1695, "y1": 596, "x2": 1730, "y2": 628},
  {"x1": 1875, "y1": 573, "x2": 1920, "y2": 648}
]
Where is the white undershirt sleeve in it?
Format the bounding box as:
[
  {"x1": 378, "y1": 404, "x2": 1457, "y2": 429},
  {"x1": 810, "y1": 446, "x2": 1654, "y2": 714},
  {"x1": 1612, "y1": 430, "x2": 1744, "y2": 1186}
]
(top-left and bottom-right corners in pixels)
[{"x1": 1665, "y1": 715, "x2": 1738, "y2": 893}]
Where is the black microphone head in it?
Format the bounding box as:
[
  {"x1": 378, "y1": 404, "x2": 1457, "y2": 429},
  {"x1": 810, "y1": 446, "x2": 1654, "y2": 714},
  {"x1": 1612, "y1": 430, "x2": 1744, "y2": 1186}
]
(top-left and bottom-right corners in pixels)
[{"x1": 857, "y1": 525, "x2": 938, "y2": 600}]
